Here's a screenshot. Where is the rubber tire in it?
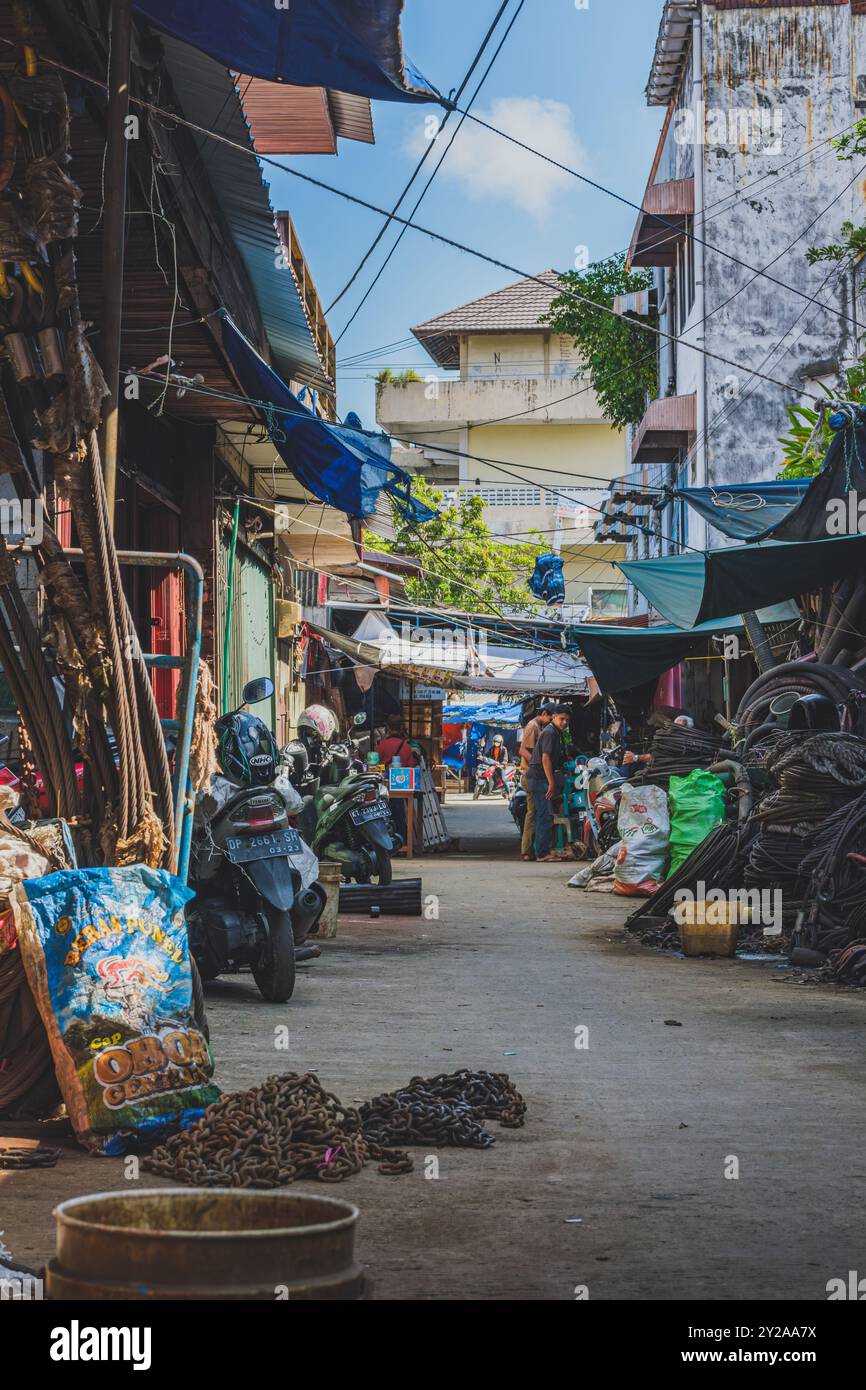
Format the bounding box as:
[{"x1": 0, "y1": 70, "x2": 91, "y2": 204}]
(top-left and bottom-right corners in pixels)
[
  {"x1": 473, "y1": 783, "x2": 482, "y2": 800},
  {"x1": 372, "y1": 844, "x2": 393, "y2": 886},
  {"x1": 251, "y1": 906, "x2": 296, "y2": 1003}
]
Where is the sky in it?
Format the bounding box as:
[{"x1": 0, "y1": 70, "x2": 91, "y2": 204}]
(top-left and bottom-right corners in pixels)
[{"x1": 265, "y1": 0, "x2": 667, "y2": 427}]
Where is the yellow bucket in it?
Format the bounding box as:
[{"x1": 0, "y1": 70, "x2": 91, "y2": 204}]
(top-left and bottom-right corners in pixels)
[{"x1": 674, "y1": 900, "x2": 742, "y2": 958}]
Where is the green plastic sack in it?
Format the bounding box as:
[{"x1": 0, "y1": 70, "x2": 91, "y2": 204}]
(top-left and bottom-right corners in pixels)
[{"x1": 666, "y1": 769, "x2": 726, "y2": 879}]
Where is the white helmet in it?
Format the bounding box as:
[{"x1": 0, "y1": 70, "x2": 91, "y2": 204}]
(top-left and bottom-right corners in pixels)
[
  {"x1": 297, "y1": 704, "x2": 339, "y2": 743},
  {"x1": 492, "y1": 734, "x2": 504, "y2": 746}
]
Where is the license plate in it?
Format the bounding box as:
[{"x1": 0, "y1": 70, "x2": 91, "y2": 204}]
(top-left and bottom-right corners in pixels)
[
  {"x1": 349, "y1": 802, "x2": 389, "y2": 827},
  {"x1": 224, "y1": 828, "x2": 303, "y2": 864}
]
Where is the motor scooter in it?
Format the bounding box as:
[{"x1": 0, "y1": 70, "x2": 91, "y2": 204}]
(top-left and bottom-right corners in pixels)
[
  {"x1": 187, "y1": 677, "x2": 325, "y2": 1003},
  {"x1": 473, "y1": 755, "x2": 518, "y2": 800},
  {"x1": 285, "y1": 714, "x2": 399, "y2": 884}
]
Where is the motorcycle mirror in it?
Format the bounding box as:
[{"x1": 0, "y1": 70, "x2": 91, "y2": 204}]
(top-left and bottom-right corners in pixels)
[{"x1": 242, "y1": 676, "x2": 275, "y2": 705}]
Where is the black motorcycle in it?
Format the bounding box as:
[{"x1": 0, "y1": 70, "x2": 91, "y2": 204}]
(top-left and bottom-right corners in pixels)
[
  {"x1": 187, "y1": 677, "x2": 325, "y2": 1003},
  {"x1": 284, "y1": 713, "x2": 399, "y2": 885}
]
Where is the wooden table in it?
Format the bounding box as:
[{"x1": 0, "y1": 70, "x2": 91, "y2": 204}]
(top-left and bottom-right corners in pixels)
[{"x1": 389, "y1": 789, "x2": 416, "y2": 857}]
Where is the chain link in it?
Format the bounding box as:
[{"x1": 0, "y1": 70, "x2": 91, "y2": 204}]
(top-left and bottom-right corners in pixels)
[{"x1": 143, "y1": 1069, "x2": 526, "y2": 1188}]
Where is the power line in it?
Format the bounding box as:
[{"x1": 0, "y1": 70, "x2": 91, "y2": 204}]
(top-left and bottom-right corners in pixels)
[
  {"x1": 454, "y1": 105, "x2": 866, "y2": 335},
  {"x1": 326, "y1": 0, "x2": 515, "y2": 322},
  {"x1": 332, "y1": 0, "x2": 527, "y2": 346},
  {"x1": 18, "y1": 39, "x2": 850, "y2": 411}
]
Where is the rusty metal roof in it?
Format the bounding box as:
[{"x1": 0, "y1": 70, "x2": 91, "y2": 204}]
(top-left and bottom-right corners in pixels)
[
  {"x1": 412, "y1": 271, "x2": 561, "y2": 370},
  {"x1": 235, "y1": 77, "x2": 374, "y2": 154},
  {"x1": 159, "y1": 35, "x2": 330, "y2": 388},
  {"x1": 628, "y1": 176, "x2": 695, "y2": 268}
]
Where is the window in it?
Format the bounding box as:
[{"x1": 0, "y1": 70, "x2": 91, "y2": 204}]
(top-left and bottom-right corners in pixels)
[{"x1": 676, "y1": 219, "x2": 695, "y2": 332}]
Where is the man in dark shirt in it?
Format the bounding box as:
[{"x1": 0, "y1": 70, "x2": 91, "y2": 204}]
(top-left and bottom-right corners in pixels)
[
  {"x1": 518, "y1": 704, "x2": 552, "y2": 860},
  {"x1": 526, "y1": 705, "x2": 570, "y2": 862}
]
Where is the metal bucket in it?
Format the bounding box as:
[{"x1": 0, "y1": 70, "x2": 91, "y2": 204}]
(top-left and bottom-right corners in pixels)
[{"x1": 47, "y1": 1188, "x2": 364, "y2": 1300}]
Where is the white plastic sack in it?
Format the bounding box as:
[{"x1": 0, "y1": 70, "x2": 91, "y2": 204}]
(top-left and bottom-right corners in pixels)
[
  {"x1": 613, "y1": 784, "x2": 670, "y2": 897},
  {"x1": 568, "y1": 848, "x2": 618, "y2": 889}
]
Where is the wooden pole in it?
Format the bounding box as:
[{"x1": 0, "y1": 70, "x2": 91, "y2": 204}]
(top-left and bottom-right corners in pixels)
[{"x1": 100, "y1": 0, "x2": 133, "y2": 527}]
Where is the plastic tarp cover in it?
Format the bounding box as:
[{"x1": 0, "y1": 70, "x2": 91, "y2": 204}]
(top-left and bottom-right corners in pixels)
[
  {"x1": 219, "y1": 313, "x2": 434, "y2": 522},
  {"x1": 530, "y1": 553, "x2": 566, "y2": 605},
  {"x1": 618, "y1": 536, "x2": 866, "y2": 630},
  {"x1": 134, "y1": 0, "x2": 440, "y2": 104},
  {"x1": 674, "y1": 481, "x2": 809, "y2": 541},
  {"x1": 568, "y1": 603, "x2": 799, "y2": 695}
]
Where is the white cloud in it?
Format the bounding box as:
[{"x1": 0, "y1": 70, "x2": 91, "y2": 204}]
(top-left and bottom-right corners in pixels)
[{"x1": 410, "y1": 97, "x2": 586, "y2": 220}]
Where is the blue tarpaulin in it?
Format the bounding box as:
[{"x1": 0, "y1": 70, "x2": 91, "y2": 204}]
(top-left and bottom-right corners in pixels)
[
  {"x1": 443, "y1": 702, "x2": 523, "y2": 727},
  {"x1": 134, "y1": 0, "x2": 441, "y2": 104},
  {"x1": 674, "y1": 481, "x2": 809, "y2": 541},
  {"x1": 219, "y1": 313, "x2": 435, "y2": 522},
  {"x1": 530, "y1": 553, "x2": 566, "y2": 605}
]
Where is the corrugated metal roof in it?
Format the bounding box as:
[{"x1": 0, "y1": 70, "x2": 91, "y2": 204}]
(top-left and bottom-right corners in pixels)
[
  {"x1": 328, "y1": 91, "x2": 376, "y2": 145},
  {"x1": 159, "y1": 34, "x2": 329, "y2": 388},
  {"x1": 235, "y1": 78, "x2": 374, "y2": 154},
  {"x1": 413, "y1": 271, "x2": 561, "y2": 370}
]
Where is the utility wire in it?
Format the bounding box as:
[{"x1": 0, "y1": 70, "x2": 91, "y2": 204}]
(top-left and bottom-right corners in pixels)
[
  {"x1": 326, "y1": 0, "x2": 514, "y2": 320},
  {"x1": 454, "y1": 105, "x2": 866, "y2": 334},
  {"x1": 332, "y1": 0, "x2": 527, "y2": 345},
  {"x1": 13, "y1": 37, "x2": 855, "y2": 408}
]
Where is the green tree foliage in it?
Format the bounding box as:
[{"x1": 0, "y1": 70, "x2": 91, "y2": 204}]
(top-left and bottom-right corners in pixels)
[
  {"x1": 541, "y1": 254, "x2": 657, "y2": 429},
  {"x1": 807, "y1": 117, "x2": 866, "y2": 266},
  {"x1": 777, "y1": 361, "x2": 866, "y2": 479},
  {"x1": 368, "y1": 477, "x2": 546, "y2": 613},
  {"x1": 376, "y1": 368, "x2": 423, "y2": 385}
]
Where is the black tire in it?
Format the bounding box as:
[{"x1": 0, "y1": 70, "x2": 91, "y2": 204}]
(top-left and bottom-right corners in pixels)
[
  {"x1": 373, "y1": 844, "x2": 393, "y2": 886},
  {"x1": 251, "y1": 905, "x2": 296, "y2": 1003}
]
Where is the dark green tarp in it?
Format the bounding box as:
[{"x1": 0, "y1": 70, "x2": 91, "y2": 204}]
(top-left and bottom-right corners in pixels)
[
  {"x1": 618, "y1": 535, "x2": 866, "y2": 629},
  {"x1": 568, "y1": 605, "x2": 799, "y2": 695}
]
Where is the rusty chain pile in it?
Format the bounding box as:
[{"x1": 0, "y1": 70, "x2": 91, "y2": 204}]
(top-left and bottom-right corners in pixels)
[
  {"x1": 143, "y1": 1068, "x2": 526, "y2": 1189},
  {"x1": 360, "y1": 1069, "x2": 527, "y2": 1157}
]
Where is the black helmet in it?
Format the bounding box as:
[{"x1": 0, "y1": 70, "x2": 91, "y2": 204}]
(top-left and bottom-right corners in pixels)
[{"x1": 216, "y1": 711, "x2": 279, "y2": 786}]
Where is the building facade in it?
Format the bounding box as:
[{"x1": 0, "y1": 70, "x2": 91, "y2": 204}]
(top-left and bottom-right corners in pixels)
[
  {"x1": 375, "y1": 271, "x2": 629, "y2": 618},
  {"x1": 609, "y1": 0, "x2": 866, "y2": 612}
]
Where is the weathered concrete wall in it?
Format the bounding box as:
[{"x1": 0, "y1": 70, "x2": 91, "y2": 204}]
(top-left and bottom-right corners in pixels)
[{"x1": 700, "y1": 2, "x2": 862, "y2": 492}]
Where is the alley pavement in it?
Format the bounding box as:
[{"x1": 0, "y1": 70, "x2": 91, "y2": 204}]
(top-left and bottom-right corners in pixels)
[{"x1": 2, "y1": 792, "x2": 864, "y2": 1300}]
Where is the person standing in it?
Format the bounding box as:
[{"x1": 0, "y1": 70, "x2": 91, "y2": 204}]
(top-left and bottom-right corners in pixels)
[
  {"x1": 526, "y1": 705, "x2": 570, "y2": 863},
  {"x1": 518, "y1": 704, "x2": 552, "y2": 860},
  {"x1": 375, "y1": 713, "x2": 418, "y2": 845}
]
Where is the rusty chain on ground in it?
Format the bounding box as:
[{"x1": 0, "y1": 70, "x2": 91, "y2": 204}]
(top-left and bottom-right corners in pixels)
[{"x1": 142, "y1": 1069, "x2": 526, "y2": 1189}]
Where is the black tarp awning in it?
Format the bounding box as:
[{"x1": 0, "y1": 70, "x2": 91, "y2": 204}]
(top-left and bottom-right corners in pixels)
[{"x1": 568, "y1": 605, "x2": 799, "y2": 695}]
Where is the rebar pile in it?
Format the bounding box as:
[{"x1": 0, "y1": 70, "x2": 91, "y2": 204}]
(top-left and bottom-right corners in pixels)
[{"x1": 630, "y1": 719, "x2": 721, "y2": 787}]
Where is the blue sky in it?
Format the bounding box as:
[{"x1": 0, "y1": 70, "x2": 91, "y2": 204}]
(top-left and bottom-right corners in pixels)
[{"x1": 265, "y1": 0, "x2": 666, "y2": 425}]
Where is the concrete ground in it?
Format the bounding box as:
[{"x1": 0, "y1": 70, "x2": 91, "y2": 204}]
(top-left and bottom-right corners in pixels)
[{"x1": 2, "y1": 791, "x2": 865, "y2": 1300}]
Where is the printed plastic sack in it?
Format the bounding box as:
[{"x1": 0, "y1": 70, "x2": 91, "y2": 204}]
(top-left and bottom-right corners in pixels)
[
  {"x1": 13, "y1": 866, "x2": 219, "y2": 1154},
  {"x1": 613, "y1": 784, "x2": 670, "y2": 896},
  {"x1": 666, "y1": 769, "x2": 726, "y2": 879}
]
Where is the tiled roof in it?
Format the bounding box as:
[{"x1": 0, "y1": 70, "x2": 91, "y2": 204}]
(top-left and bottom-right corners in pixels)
[{"x1": 412, "y1": 270, "x2": 562, "y2": 368}]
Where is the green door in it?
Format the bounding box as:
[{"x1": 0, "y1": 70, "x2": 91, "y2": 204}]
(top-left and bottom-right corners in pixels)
[{"x1": 217, "y1": 530, "x2": 276, "y2": 730}]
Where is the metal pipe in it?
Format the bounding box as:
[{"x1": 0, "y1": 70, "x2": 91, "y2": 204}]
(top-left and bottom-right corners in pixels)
[
  {"x1": 741, "y1": 611, "x2": 777, "y2": 673},
  {"x1": 222, "y1": 498, "x2": 240, "y2": 715},
  {"x1": 21, "y1": 544, "x2": 204, "y2": 880},
  {"x1": 100, "y1": 0, "x2": 133, "y2": 526}
]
